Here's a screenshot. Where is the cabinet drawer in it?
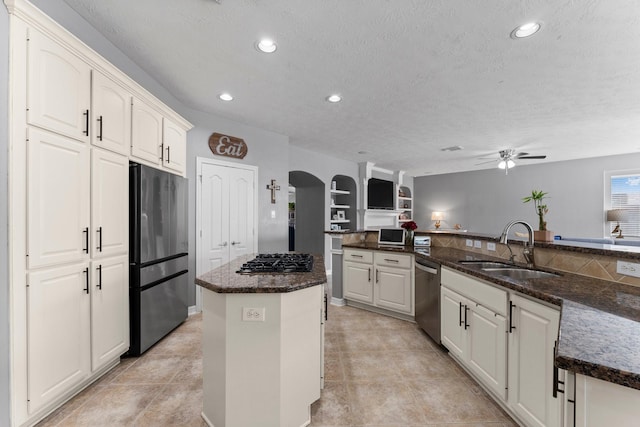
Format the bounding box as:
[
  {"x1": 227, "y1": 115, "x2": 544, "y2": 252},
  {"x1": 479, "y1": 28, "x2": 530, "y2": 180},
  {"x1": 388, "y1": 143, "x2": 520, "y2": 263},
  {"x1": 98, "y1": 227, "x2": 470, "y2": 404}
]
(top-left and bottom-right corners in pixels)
[
  {"x1": 442, "y1": 267, "x2": 507, "y2": 316},
  {"x1": 374, "y1": 252, "x2": 412, "y2": 269},
  {"x1": 343, "y1": 249, "x2": 373, "y2": 264}
]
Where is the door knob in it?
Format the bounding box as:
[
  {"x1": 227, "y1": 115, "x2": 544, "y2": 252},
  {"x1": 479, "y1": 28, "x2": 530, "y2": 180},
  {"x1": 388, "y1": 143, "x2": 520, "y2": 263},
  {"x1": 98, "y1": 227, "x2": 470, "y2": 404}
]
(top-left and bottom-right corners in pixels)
[
  {"x1": 231, "y1": 241, "x2": 241, "y2": 245},
  {"x1": 218, "y1": 242, "x2": 228, "y2": 247}
]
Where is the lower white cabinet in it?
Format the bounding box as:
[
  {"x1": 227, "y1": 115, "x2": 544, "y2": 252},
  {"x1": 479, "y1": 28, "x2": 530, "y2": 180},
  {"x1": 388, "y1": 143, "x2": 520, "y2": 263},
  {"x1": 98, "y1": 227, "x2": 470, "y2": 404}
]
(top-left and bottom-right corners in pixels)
[
  {"x1": 440, "y1": 271, "x2": 507, "y2": 400},
  {"x1": 508, "y1": 293, "x2": 562, "y2": 427},
  {"x1": 343, "y1": 249, "x2": 414, "y2": 315},
  {"x1": 27, "y1": 262, "x2": 91, "y2": 414},
  {"x1": 574, "y1": 374, "x2": 640, "y2": 427},
  {"x1": 90, "y1": 255, "x2": 129, "y2": 372}
]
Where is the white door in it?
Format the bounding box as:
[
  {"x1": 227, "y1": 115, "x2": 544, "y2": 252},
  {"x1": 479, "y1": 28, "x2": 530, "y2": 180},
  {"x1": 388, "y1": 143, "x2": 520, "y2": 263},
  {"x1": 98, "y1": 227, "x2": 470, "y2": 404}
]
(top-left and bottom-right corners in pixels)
[
  {"x1": 27, "y1": 128, "x2": 90, "y2": 268},
  {"x1": 92, "y1": 70, "x2": 131, "y2": 155},
  {"x1": 162, "y1": 118, "x2": 187, "y2": 175},
  {"x1": 91, "y1": 255, "x2": 129, "y2": 372},
  {"x1": 27, "y1": 262, "x2": 91, "y2": 414},
  {"x1": 27, "y1": 27, "x2": 91, "y2": 142},
  {"x1": 196, "y1": 158, "x2": 257, "y2": 308},
  {"x1": 130, "y1": 97, "x2": 162, "y2": 165},
  {"x1": 91, "y1": 148, "x2": 129, "y2": 259},
  {"x1": 508, "y1": 294, "x2": 561, "y2": 427}
]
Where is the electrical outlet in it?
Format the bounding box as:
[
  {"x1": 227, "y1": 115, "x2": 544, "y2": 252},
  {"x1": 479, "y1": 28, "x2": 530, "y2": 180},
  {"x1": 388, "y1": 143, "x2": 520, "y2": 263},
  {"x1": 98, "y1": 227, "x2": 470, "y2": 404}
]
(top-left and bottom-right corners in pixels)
[
  {"x1": 466, "y1": 239, "x2": 473, "y2": 247},
  {"x1": 487, "y1": 242, "x2": 496, "y2": 251},
  {"x1": 242, "y1": 307, "x2": 266, "y2": 322},
  {"x1": 617, "y1": 261, "x2": 640, "y2": 278},
  {"x1": 474, "y1": 240, "x2": 482, "y2": 249}
]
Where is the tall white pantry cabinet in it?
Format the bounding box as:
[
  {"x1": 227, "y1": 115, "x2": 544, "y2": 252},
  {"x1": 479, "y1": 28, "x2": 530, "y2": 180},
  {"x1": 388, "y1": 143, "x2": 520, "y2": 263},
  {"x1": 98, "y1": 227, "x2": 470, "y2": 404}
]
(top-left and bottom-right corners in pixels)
[{"x1": 6, "y1": 1, "x2": 193, "y2": 426}]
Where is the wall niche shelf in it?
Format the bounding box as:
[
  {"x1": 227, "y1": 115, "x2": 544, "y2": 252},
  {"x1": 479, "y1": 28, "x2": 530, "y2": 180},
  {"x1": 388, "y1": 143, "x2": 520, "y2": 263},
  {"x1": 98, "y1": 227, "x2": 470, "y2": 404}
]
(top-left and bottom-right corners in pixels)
[
  {"x1": 398, "y1": 185, "x2": 413, "y2": 224},
  {"x1": 329, "y1": 175, "x2": 357, "y2": 231}
]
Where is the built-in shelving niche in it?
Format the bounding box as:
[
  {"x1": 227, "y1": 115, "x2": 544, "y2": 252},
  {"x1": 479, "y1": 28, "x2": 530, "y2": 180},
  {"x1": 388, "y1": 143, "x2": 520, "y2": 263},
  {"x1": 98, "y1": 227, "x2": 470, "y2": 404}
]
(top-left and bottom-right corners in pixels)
[{"x1": 330, "y1": 175, "x2": 357, "y2": 231}]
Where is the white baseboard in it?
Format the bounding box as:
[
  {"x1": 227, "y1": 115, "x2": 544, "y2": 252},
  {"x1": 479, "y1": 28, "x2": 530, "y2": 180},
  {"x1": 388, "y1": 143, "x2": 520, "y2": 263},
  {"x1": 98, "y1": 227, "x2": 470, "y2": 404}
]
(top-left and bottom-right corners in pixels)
[
  {"x1": 188, "y1": 305, "x2": 200, "y2": 316},
  {"x1": 330, "y1": 297, "x2": 346, "y2": 306}
]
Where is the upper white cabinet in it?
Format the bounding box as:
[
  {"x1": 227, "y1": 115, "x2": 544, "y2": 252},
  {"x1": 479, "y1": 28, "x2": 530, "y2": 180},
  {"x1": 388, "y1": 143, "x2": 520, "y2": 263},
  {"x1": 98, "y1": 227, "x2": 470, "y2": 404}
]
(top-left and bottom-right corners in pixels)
[
  {"x1": 162, "y1": 117, "x2": 187, "y2": 174},
  {"x1": 131, "y1": 97, "x2": 163, "y2": 165},
  {"x1": 27, "y1": 27, "x2": 91, "y2": 143},
  {"x1": 91, "y1": 71, "x2": 131, "y2": 155},
  {"x1": 91, "y1": 149, "x2": 129, "y2": 259},
  {"x1": 27, "y1": 128, "x2": 90, "y2": 269}
]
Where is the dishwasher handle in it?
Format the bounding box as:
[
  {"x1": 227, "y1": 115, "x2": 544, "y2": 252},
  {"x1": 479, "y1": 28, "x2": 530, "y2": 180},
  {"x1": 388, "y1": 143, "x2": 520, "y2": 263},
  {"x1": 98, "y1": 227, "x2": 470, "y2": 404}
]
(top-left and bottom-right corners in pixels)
[{"x1": 415, "y1": 263, "x2": 439, "y2": 275}]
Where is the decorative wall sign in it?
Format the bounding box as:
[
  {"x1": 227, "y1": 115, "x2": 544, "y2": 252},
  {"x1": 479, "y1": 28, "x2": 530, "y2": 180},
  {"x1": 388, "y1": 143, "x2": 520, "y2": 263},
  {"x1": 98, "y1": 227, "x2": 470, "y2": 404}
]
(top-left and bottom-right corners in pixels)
[{"x1": 208, "y1": 133, "x2": 248, "y2": 159}]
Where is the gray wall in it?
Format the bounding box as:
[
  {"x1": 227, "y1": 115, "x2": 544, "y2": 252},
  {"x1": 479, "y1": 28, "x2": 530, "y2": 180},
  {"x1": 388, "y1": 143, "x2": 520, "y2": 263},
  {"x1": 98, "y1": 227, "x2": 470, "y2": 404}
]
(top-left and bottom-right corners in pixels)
[
  {"x1": 289, "y1": 171, "x2": 325, "y2": 255},
  {"x1": 414, "y1": 153, "x2": 640, "y2": 238},
  {"x1": 1, "y1": 4, "x2": 10, "y2": 426}
]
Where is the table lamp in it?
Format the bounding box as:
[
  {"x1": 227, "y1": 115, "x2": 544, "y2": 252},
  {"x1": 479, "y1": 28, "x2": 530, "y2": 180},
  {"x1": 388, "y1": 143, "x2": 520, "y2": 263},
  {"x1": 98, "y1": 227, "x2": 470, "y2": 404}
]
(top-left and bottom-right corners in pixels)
[
  {"x1": 606, "y1": 209, "x2": 628, "y2": 239},
  {"x1": 431, "y1": 211, "x2": 445, "y2": 230}
]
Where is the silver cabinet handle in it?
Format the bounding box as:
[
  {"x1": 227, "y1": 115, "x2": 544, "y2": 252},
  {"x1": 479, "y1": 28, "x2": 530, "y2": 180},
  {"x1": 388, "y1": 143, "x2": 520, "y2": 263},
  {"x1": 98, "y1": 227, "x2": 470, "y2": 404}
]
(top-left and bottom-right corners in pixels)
[
  {"x1": 218, "y1": 242, "x2": 228, "y2": 247},
  {"x1": 231, "y1": 241, "x2": 241, "y2": 245}
]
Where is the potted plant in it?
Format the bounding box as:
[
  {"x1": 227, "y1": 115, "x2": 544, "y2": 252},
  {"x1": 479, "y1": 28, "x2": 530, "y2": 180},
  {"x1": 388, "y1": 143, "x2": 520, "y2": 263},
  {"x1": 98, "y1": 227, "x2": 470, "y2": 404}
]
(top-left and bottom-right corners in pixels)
[
  {"x1": 401, "y1": 220, "x2": 418, "y2": 245},
  {"x1": 522, "y1": 190, "x2": 553, "y2": 242}
]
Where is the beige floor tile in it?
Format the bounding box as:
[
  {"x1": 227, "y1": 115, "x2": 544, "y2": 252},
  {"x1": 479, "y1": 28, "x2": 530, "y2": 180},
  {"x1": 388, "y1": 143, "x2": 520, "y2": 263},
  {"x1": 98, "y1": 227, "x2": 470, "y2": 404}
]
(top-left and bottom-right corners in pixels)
[
  {"x1": 377, "y1": 328, "x2": 438, "y2": 351},
  {"x1": 341, "y1": 332, "x2": 388, "y2": 352},
  {"x1": 342, "y1": 351, "x2": 399, "y2": 381},
  {"x1": 347, "y1": 380, "x2": 425, "y2": 425},
  {"x1": 132, "y1": 383, "x2": 206, "y2": 427},
  {"x1": 310, "y1": 381, "x2": 354, "y2": 426},
  {"x1": 171, "y1": 356, "x2": 203, "y2": 386},
  {"x1": 324, "y1": 353, "x2": 345, "y2": 382},
  {"x1": 111, "y1": 353, "x2": 187, "y2": 384},
  {"x1": 57, "y1": 384, "x2": 164, "y2": 426},
  {"x1": 391, "y1": 349, "x2": 463, "y2": 380}
]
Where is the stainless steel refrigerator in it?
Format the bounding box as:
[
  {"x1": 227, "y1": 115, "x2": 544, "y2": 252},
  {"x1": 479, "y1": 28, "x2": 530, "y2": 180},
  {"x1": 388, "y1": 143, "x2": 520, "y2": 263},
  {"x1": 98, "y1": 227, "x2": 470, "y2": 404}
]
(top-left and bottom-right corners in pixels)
[{"x1": 128, "y1": 162, "x2": 189, "y2": 356}]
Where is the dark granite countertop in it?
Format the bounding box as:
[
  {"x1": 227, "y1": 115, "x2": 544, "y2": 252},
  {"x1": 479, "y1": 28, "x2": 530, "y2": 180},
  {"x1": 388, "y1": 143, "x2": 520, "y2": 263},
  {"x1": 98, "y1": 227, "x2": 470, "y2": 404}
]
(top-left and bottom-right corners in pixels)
[
  {"x1": 195, "y1": 254, "x2": 327, "y2": 294},
  {"x1": 343, "y1": 242, "x2": 640, "y2": 390}
]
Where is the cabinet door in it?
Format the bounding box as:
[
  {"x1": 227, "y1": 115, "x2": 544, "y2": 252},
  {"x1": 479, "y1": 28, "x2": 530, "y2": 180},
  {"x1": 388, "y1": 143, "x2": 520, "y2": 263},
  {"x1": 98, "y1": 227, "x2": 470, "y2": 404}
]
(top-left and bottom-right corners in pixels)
[
  {"x1": 131, "y1": 97, "x2": 162, "y2": 165},
  {"x1": 27, "y1": 128, "x2": 90, "y2": 268},
  {"x1": 27, "y1": 262, "x2": 91, "y2": 414},
  {"x1": 575, "y1": 374, "x2": 640, "y2": 427},
  {"x1": 441, "y1": 286, "x2": 467, "y2": 360},
  {"x1": 162, "y1": 117, "x2": 187, "y2": 174},
  {"x1": 508, "y1": 294, "x2": 561, "y2": 427},
  {"x1": 91, "y1": 256, "x2": 129, "y2": 372},
  {"x1": 91, "y1": 149, "x2": 129, "y2": 258},
  {"x1": 92, "y1": 71, "x2": 131, "y2": 155},
  {"x1": 467, "y1": 303, "x2": 507, "y2": 400},
  {"x1": 375, "y1": 265, "x2": 412, "y2": 314},
  {"x1": 343, "y1": 261, "x2": 373, "y2": 303},
  {"x1": 27, "y1": 28, "x2": 90, "y2": 142}
]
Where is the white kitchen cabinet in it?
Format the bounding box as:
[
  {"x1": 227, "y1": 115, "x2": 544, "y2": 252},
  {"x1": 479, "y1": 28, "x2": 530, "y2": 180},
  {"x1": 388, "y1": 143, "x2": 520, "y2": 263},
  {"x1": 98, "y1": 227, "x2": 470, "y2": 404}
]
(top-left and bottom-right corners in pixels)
[
  {"x1": 91, "y1": 70, "x2": 131, "y2": 155},
  {"x1": 343, "y1": 249, "x2": 414, "y2": 315},
  {"x1": 27, "y1": 128, "x2": 90, "y2": 269},
  {"x1": 574, "y1": 374, "x2": 640, "y2": 427},
  {"x1": 343, "y1": 249, "x2": 374, "y2": 304},
  {"x1": 27, "y1": 262, "x2": 91, "y2": 414},
  {"x1": 441, "y1": 267, "x2": 507, "y2": 400},
  {"x1": 162, "y1": 117, "x2": 187, "y2": 175},
  {"x1": 27, "y1": 27, "x2": 91, "y2": 143},
  {"x1": 91, "y1": 255, "x2": 129, "y2": 372},
  {"x1": 374, "y1": 252, "x2": 413, "y2": 314},
  {"x1": 508, "y1": 293, "x2": 562, "y2": 427},
  {"x1": 131, "y1": 97, "x2": 163, "y2": 165},
  {"x1": 91, "y1": 149, "x2": 129, "y2": 259}
]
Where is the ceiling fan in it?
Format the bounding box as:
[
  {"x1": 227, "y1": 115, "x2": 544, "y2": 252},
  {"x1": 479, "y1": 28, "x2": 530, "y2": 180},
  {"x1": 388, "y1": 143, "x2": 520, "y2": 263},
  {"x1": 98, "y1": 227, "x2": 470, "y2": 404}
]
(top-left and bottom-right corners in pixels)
[{"x1": 477, "y1": 149, "x2": 547, "y2": 174}]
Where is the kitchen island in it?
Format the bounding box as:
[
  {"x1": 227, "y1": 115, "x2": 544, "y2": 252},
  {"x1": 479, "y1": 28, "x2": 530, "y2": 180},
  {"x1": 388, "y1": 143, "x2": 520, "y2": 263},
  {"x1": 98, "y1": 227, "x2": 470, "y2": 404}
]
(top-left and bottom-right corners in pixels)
[{"x1": 195, "y1": 254, "x2": 327, "y2": 427}]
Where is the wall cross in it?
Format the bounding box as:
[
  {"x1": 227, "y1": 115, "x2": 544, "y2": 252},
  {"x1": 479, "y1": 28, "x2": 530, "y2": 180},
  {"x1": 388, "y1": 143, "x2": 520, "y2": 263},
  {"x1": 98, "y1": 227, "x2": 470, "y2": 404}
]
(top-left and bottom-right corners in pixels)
[{"x1": 266, "y1": 179, "x2": 280, "y2": 204}]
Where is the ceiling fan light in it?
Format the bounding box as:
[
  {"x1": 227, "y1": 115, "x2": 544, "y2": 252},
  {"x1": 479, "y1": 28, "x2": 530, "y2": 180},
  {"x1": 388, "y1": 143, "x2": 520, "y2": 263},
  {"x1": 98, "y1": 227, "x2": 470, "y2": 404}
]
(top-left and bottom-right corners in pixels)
[{"x1": 498, "y1": 160, "x2": 515, "y2": 169}]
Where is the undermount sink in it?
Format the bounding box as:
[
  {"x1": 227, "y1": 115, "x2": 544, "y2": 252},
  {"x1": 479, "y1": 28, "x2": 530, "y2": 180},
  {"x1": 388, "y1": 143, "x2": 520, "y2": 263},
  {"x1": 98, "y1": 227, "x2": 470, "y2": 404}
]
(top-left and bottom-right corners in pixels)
[
  {"x1": 481, "y1": 267, "x2": 559, "y2": 280},
  {"x1": 459, "y1": 260, "x2": 515, "y2": 269}
]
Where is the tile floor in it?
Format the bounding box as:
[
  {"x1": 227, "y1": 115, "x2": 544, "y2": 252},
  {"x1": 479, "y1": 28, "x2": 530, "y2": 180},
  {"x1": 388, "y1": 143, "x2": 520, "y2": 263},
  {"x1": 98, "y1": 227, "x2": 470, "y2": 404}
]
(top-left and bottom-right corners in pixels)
[{"x1": 38, "y1": 304, "x2": 517, "y2": 427}]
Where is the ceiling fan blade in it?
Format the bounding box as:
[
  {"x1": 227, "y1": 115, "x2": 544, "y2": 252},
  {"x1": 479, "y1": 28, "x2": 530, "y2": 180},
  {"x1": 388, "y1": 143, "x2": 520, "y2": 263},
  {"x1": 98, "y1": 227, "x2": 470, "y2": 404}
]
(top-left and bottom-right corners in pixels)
[
  {"x1": 518, "y1": 155, "x2": 547, "y2": 160},
  {"x1": 515, "y1": 152, "x2": 529, "y2": 158},
  {"x1": 475, "y1": 159, "x2": 498, "y2": 166}
]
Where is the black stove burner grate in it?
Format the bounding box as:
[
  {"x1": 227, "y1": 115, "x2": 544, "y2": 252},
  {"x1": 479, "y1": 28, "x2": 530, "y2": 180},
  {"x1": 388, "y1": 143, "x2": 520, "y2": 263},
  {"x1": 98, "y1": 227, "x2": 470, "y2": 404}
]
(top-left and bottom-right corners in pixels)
[{"x1": 236, "y1": 253, "x2": 314, "y2": 274}]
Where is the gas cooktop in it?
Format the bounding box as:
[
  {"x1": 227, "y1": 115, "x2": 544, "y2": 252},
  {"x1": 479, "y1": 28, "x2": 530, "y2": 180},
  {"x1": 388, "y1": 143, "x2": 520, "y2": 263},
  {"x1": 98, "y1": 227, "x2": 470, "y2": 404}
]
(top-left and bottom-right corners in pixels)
[{"x1": 236, "y1": 253, "x2": 314, "y2": 274}]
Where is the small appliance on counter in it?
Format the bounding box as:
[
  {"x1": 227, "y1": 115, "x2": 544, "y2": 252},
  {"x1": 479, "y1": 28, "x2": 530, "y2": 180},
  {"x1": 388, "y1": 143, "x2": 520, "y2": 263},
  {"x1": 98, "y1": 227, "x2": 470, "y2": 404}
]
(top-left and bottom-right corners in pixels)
[
  {"x1": 128, "y1": 162, "x2": 189, "y2": 356},
  {"x1": 414, "y1": 235, "x2": 431, "y2": 247}
]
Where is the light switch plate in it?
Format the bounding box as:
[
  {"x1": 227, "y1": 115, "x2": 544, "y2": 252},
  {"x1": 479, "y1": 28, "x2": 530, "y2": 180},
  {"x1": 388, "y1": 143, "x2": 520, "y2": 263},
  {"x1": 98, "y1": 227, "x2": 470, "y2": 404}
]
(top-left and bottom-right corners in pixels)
[
  {"x1": 487, "y1": 242, "x2": 496, "y2": 251},
  {"x1": 474, "y1": 240, "x2": 482, "y2": 249},
  {"x1": 617, "y1": 261, "x2": 640, "y2": 278},
  {"x1": 466, "y1": 239, "x2": 473, "y2": 247}
]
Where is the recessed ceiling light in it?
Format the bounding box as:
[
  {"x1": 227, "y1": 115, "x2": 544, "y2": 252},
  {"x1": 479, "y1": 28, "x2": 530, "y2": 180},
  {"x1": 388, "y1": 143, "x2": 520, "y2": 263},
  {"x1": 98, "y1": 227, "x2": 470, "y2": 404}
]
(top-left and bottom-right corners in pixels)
[
  {"x1": 441, "y1": 145, "x2": 464, "y2": 152},
  {"x1": 326, "y1": 94, "x2": 342, "y2": 103},
  {"x1": 256, "y1": 38, "x2": 277, "y2": 53},
  {"x1": 219, "y1": 93, "x2": 233, "y2": 101},
  {"x1": 358, "y1": 151, "x2": 368, "y2": 155},
  {"x1": 511, "y1": 22, "x2": 541, "y2": 39}
]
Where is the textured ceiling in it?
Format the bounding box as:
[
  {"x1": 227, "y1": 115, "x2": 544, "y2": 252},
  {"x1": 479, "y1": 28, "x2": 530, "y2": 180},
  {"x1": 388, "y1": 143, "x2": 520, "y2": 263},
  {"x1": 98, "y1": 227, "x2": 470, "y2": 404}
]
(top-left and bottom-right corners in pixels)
[{"x1": 62, "y1": 0, "x2": 640, "y2": 177}]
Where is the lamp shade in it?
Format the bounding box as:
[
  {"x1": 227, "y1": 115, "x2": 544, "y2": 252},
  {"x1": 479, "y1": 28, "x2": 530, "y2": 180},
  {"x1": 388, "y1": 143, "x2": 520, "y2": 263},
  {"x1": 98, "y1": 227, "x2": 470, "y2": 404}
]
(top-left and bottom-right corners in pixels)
[
  {"x1": 431, "y1": 211, "x2": 445, "y2": 221},
  {"x1": 606, "y1": 209, "x2": 628, "y2": 222}
]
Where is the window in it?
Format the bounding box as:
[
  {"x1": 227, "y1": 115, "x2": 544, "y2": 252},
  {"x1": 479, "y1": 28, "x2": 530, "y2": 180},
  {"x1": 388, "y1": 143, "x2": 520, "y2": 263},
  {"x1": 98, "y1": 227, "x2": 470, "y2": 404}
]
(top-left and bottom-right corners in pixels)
[{"x1": 609, "y1": 173, "x2": 640, "y2": 237}]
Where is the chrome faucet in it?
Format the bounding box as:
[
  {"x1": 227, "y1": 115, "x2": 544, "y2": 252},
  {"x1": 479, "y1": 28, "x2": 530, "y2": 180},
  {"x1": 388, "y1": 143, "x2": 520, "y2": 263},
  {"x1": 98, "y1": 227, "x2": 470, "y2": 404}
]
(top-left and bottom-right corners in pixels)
[{"x1": 499, "y1": 220, "x2": 535, "y2": 268}]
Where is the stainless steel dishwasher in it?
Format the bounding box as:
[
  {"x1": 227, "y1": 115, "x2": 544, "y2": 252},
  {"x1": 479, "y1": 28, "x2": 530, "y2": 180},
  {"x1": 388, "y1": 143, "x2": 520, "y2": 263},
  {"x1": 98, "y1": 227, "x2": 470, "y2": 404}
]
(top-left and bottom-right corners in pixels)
[{"x1": 415, "y1": 257, "x2": 441, "y2": 343}]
